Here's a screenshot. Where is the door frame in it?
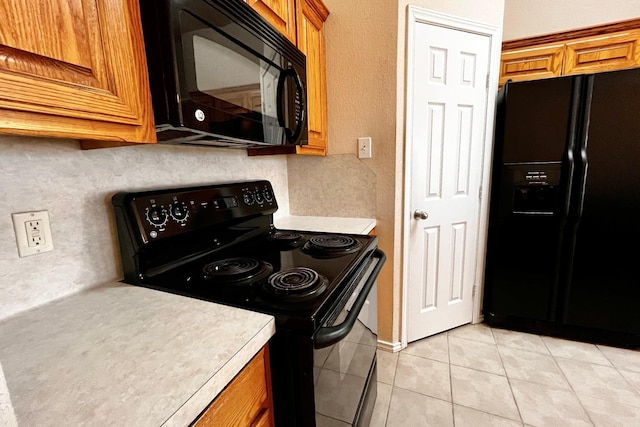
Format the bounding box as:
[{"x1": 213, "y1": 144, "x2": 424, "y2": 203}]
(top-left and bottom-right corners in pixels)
[{"x1": 401, "y1": 6, "x2": 502, "y2": 348}]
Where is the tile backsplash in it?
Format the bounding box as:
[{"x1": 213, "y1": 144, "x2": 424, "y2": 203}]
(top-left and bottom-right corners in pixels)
[{"x1": 0, "y1": 136, "x2": 289, "y2": 320}]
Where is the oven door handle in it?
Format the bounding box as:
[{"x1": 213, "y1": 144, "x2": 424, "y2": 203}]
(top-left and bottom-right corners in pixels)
[{"x1": 314, "y1": 249, "x2": 386, "y2": 349}]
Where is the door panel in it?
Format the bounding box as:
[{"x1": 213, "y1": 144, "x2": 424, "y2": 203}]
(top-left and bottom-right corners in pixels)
[
  {"x1": 563, "y1": 69, "x2": 640, "y2": 333},
  {"x1": 483, "y1": 77, "x2": 577, "y2": 323},
  {"x1": 407, "y1": 22, "x2": 491, "y2": 342}
]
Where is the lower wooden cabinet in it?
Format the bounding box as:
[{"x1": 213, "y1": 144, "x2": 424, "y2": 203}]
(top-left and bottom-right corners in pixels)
[{"x1": 192, "y1": 346, "x2": 274, "y2": 427}]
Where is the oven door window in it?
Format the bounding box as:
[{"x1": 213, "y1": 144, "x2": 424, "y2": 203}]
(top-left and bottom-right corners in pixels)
[
  {"x1": 313, "y1": 291, "x2": 377, "y2": 424},
  {"x1": 179, "y1": 12, "x2": 290, "y2": 144}
]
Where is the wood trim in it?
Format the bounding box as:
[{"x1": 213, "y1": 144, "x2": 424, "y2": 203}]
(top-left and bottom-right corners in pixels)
[
  {"x1": 302, "y1": 0, "x2": 329, "y2": 21},
  {"x1": 503, "y1": 18, "x2": 640, "y2": 50},
  {"x1": 377, "y1": 339, "x2": 402, "y2": 352},
  {"x1": 295, "y1": 143, "x2": 326, "y2": 155},
  {"x1": 246, "y1": 145, "x2": 297, "y2": 156}
]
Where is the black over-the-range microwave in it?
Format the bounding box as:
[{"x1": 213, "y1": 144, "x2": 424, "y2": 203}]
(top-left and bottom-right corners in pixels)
[{"x1": 139, "y1": 0, "x2": 308, "y2": 148}]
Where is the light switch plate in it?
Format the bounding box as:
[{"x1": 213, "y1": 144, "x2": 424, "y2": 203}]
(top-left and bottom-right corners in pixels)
[
  {"x1": 12, "y1": 210, "x2": 54, "y2": 257},
  {"x1": 358, "y1": 137, "x2": 372, "y2": 159}
]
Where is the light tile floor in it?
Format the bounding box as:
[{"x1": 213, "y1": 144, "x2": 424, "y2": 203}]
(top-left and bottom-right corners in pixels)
[{"x1": 371, "y1": 323, "x2": 640, "y2": 427}]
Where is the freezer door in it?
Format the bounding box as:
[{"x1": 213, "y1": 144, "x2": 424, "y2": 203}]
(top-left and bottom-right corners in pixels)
[
  {"x1": 561, "y1": 69, "x2": 640, "y2": 334},
  {"x1": 484, "y1": 76, "x2": 580, "y2": 322},
  {"x1": 501, "y1": 76, "x2": 575, "y2": 163},
  {"x1": 485, "y1": 163, "x2": 566, "y2": 321}
]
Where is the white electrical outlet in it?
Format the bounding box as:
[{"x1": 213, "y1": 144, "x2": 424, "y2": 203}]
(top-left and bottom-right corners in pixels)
[
  {"x1": 358, "y1": 137, "x2": 372, "y2": 159},
  {"x1": 12, "y1": 210, "x2": 54, "y2": 257}
]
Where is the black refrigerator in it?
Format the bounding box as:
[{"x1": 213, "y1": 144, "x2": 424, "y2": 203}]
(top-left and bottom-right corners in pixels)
[{"x1": 484, "y1": 68, "x2": 640, "y2": 344}]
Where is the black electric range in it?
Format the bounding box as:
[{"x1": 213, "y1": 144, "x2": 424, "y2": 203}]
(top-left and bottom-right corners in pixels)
[{"x1": 112, "y1": 180, "x2": 385, "y2": 426}]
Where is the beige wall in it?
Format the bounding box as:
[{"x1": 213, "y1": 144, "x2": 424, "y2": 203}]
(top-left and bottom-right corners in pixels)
[
  {"x1": 0, "y1": 136, "x2": 289, "y2": 320},
  {"x1": 289, "y1": 0, "x2": 504, "y2": 346},
  {"x1": 289, "y1": 0, "x2": 399, "y2": 345},
  {"x1": 503, "y1": 0, "x2": 640, "y2": 40}
]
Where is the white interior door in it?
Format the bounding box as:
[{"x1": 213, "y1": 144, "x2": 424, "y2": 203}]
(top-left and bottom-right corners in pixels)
[{"x1": 405, "y1": 14, "x2": 493, "y2": 343}]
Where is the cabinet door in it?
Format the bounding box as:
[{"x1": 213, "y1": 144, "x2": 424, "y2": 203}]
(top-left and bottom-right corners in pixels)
[
  {"x1": 499, "y1": 44, "x2": 565, "y2": 86},
  {"x1": 192, "y1": 346, "x2": 274, "y2": 427},
  {"x1": 246, "y1": 0, "x2": 297, "y2": 44},
  {"x1": 295, "y1": 0, "x2": 329, "y2": 156},
  {"x1": 0, "y1": 0, "x2": 155, "y2": 146},
  {"x1": 564, "y1": 30, "x2": 640, "y2": 75}
]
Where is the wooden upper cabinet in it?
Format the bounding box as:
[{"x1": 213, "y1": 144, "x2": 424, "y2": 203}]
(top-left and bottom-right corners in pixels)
[
  {"x1": 246, "y1": 0, "x2": 297, "y2": 44},
  {"x1": 564, "y1": 30, "x2": 640, "y2": 75},
  {"x1": 499, "y1": 44, "x2": 564, "y2": 86},
  {"x1": 295, "y1": 0, "x2": 329, "y2": 156},
  {"x1": 245, "y1": 0, "x2": 330, "y2": 157},
  {"x1": 500, "y1": 19, "x2": 640, "y2": 85},
  {"x1": 0, "y1": 0, "x2": 155, "y2": 147}
]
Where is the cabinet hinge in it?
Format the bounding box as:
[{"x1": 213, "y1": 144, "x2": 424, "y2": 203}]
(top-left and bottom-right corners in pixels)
[
  {"x1": 479, "y1": 185, "x2": 483, "y2": 200},
  {"x1": 486, "y1": 74, "x2": 490, "y2": 89},
  {"x1": 472, "y1": 285, "x2": 477, "y2": 298}
]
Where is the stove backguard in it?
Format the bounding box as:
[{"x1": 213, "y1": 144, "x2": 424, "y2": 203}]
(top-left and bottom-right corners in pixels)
[{"x1": 112, "y1": 180, "x2": 277, "y2": 283}]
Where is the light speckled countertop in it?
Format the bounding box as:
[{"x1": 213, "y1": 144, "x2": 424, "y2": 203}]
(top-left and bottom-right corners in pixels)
[
  {"x1": 274, "y1": 215, "x2": 376, "y2": 234},
  {"x1": 0, "y1": 282, "x2": 275, "y2": 427}
]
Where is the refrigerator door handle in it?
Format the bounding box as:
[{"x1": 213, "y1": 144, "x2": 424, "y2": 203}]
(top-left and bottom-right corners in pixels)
[
  {"x1": 559, "y1": 75, "x2": 594, "y2": 322},
  {"x1": 570, "y1": 75, "x2": 594, "y2": 221}
]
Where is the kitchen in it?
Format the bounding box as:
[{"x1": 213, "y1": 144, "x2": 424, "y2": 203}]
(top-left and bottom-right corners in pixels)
[{"x1": 1, "y1": 0, "x2": 640, "y2": 425}]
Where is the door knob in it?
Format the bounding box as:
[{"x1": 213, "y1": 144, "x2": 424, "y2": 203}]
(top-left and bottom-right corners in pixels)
[{"x1": 413, "y1": 210, "x2": 428, "y2": 220}]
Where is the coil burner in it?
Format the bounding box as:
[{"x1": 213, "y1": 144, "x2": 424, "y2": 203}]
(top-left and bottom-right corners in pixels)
[
  {"x1": 203, "y1": 257, "x2": 273, "y2": 286},
  {"x1": 268, "y1": 230, "x2": 305, "y2": 249},
  {"x1": 303, "y1": 234, "x2": 362, "y2": 258},
  {"x1": 264, "y1": 267, "x2": 328, "y2": 299}
]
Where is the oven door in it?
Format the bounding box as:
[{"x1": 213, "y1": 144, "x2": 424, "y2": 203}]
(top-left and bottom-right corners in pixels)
[
  {"x1": 173, "y1": 4, "x2": 307, "y2": 146},
  {"x1": 313, "y1": 249, "x2": 385, "y2": 426}
]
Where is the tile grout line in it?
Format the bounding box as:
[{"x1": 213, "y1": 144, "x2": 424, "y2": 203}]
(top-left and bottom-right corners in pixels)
[
  {"x1": 541, "y1": 334, "x2": 596, "y2": 426},
  {"x1": 595, "y1": 344, "x2": 640, "y2": 398},
  {"x1": 384, "y1": 349, "x2": 401, "y2": 427},
  {"x1": 447, "y1": 331, "x2": 456, "y2": 427},
  {"x1": 491, "y1": 325, "x2": 525, "y2": 425},
  {"x1": 449, "y1": 325, "x2": 523, "y2": 424}
]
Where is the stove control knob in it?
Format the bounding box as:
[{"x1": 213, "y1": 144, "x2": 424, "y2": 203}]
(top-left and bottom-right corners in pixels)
[
  {"x1": 255, "y1": 190, "x2": 264, "y2": 204},
  {"x1": 169, "y1": 202, "x2": 190, "y2": 224},
  {"x1": 145, "y1": 206, "x2": 168, "y2": 228},
  {"x1": 263, "y1": 188, "x2": 274, "y2": 202},
  {"x1": 243, "y1": 190, "x2": 255, "y2": 206}
]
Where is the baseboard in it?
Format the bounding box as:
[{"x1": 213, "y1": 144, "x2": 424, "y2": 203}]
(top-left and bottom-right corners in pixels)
[{"x1": 377, "y1": 339, "x2": 402, "y2": 352}]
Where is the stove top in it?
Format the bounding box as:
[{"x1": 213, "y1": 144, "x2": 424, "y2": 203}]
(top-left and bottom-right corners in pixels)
[{"x1": 112, "y1": 181, "x2": 378, "y2": 332}]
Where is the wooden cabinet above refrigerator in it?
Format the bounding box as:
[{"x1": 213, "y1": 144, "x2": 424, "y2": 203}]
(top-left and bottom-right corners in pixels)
[{"x1": 500, "y1": 18, "x2": 640, "y2": 87}]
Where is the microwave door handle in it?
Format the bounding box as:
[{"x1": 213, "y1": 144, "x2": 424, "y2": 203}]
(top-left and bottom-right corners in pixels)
[
  {"x1": 314, "y1": 249, "x2": 386, "y2": 349},
  {"x1": 276, "y1": 67, "x2": 305, "y2": 143}
]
